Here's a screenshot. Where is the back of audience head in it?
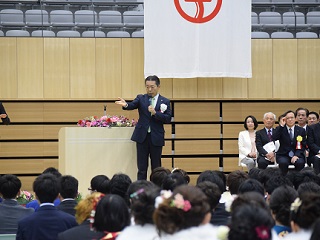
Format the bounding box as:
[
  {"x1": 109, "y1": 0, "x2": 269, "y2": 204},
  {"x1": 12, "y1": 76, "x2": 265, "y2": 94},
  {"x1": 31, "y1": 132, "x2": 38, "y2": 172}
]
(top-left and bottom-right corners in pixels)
[
  {"x1": 90, "y1": 174, "x2": 110, "y2": 194},
  {"x1": 265, "y1": 175, "x2": 293, "y2": 196},
  {"x1": 248, "y1": 168, "x2": 261, "y2": 182},
  {"x1": 42, "y1": 167, "x2": 62, "y2": 178},
  {"x1": 153, "y1": 185, "x2": 210, "y2": 235},
  {"x1": 196, "y1": 181, "x2": 221, "y2": 211},
  {"x1": 129, "y1": 184, "x2": 160, "y2": 226},
  {"x1": 59, "y1": 175, "x2": 78, "y2": 199},
  {"x1": 108, "y1": 173, "x2": 132, "y2": 200},
  {"x1": 228, "y1": 204, "x2": 274, "y2": 240},
  {"x1": 297, "y1": 181, "x2": 320, "y2": 198},
  {"x1": 75, "y1": 192, "x2": 104, "y2": 224},
  {"x1": 227, "y1": 170, "x2": 248, "y2": 195},
  {"x1": 150, "y1": 167, "x2": 170, "y2": 188},
  {"x1": 171, "y1": 168, "x2": 190, "y2": 184},
  {"x1": 126, "y1": 180, "x2": 156, "y2": 207},
  {"x1": 230, "y1": 192, "x2": 269, "y2": 214},
  {"x1": 290, "y1": 193, "x2": 320, "y2": 230},
  {"x1": 269, "y1": 185, "x2": 298, "y2": 227},
  {"x1": 0, "y1": 174, "x2": 21, "y2": 199},
  {"x1": 161, "y1": 172, "x2": 187, "y2": 191},
  {"x1": 197, "y1": 170, "x2": 225, "y2": 193},
  {"x1": 293, "y1": 170, "x2": 320, "y2": 190},
  {"x1": 93, "y1": 194, "x2": 130, "y2": 232},
  {"x1": 33, "y1": 173, "x2": 59, "y2": 203},
  {"x1": 258, "y1": 168, "x2": 281, "y2": 186},
  {"x1": 238, "y1": 179, "x2": 265, "y2": 197},
  {"x1": 310, "y1": 218, "x2": 320, "y2": 240}
]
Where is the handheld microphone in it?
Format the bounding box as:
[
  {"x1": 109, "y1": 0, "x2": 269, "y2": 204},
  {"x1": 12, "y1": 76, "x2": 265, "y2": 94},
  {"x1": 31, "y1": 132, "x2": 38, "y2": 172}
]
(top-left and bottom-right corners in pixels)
[
  {"x1": 148, "y1": 97, "x2": 152, "y2": 106},
  {"x1": 104, "y1": 105, "x2": 107, "y2": 116}
]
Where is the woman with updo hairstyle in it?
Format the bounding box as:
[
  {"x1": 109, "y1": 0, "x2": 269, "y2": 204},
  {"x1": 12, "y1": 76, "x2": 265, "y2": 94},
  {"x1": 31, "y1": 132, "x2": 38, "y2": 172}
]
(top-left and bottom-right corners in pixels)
[
  {"x1": 269, "y1": 185, "x2": 298, "y2": 238},
  {"x1": 284, "y1": 193, "x2": 320, "y2": 239},
  {"x1": 228, "y1": 204, "x2": 274, "y2": 240},
  {"x1": 153, "y1": 185, "x2": 219, "y2": 240}
]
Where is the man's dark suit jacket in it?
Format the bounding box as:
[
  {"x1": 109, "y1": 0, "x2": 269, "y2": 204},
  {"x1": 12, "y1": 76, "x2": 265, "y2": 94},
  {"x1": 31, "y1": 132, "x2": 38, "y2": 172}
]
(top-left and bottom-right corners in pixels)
[
  {"x1": 57, "y1": 199, "x2": 78, "y2": 216},
  {"x1": 256, "y1": 128, "x2": 275, "y2": 157},
  {"x1": 0, "y1": 102, "x2": 10, "y2": 125},
  {"x1": 272, "y1": 125, "x2": 306, "y2": 158},
  {"x1": 58, "y1": 219, "x2": 105, "y2": 240},
  {"x1": 0, "y1": 199, "x2": 34, "y2": 234},
  {"x1": 16, "y1": 205, "x2": 78, "y2": 240},
  {"x1": 124, "y1": 94, "x2": 172, "y2": 146},
  {"x1": 308, "y1": 123, "x2": 320, "y2": 158}
]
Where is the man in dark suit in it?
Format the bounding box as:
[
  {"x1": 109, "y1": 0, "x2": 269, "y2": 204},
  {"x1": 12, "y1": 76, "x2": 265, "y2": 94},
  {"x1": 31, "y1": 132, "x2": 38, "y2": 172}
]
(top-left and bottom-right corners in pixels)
[
  {"x1": 0, "y1": 102, "x2": 10, "y2": 125},
  {"x1": 272, "y1": 110, "x2": 306, "y2": 175},
  {"x1": 256, "y1": 112, "x2": 277, "y2": 169},
  {"x1": 308, "y1": 121, "x2": 320, "y2": 174},
  {"x1": 116, "y1": 75, "x2": 172, "y2": 180},
  {"x1": 16, "y1": 173, "x2": 78, "y2": 240},
  {"x1": 57, "y1": 175, "x2": 78, "y2": 216},
  {"x1": 0, "y1": 175, "x2": 34, "y2": 234},
  {"x1": 295, "y1": 107, "x2": 310, "y2": 165}
]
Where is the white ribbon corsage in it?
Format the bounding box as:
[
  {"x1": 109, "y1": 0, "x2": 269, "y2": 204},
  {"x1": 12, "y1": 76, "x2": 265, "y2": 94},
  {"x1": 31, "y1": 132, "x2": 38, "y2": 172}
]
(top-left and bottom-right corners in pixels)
[{"x1": 160, "y1": 104, "x2": 167, "y2": 113}]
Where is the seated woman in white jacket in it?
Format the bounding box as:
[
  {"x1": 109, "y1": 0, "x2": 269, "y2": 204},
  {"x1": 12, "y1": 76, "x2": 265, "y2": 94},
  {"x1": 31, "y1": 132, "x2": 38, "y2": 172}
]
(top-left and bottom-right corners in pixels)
[{"x1": 238, "y1": 115, "x2": 258, "y2": 171}]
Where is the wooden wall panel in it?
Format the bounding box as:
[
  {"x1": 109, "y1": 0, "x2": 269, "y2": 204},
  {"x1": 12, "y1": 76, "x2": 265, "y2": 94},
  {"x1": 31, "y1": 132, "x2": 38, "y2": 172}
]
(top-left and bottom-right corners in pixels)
[
  {"x1": 95, "y1": 39, "x2": 122, "y2": 99},
  {"x1": 121, "y1": 39, "x2": 144, "y2": 99},
  {"x1": 297, "y1": 39, "x2": 320, "y2": 99},
  {"x1": 44, "y1": 38, "x2": 70, "y2": 98},
  {"x1": 0, "y1": 38, "x2": 17, "y2": 98},
  {"x1": 19, "y1": 176, "x2": 37, "y2": 192},
  {"x1": 223, "y1": 158, "x2": 242, "y2": 172},
  {"x1": 17, "y1": 38, "x2": 44, "y2": 98},
  {"x1": 174, "y1": 140, "x2": 220, "y2": 154},
  {"x1": 223, "y1": 140, "x2": 238, "y2": 154},
  {"x1": 223, "y1": 124, "x2": 243, "y2": 138},
  {"x1": 70, "y1": 38, "x2": 96, "y2": 98},
  {"x1": 0, "y1": 125, "x2": 44, "y2": 140},
  {"x1": 4, "y1": 102, "x2": 44, "y2": 122},
  {"x1": 0, "y1": 159, "x2": 58, "y2": 174},
  {"x1": 249, "y1": 40, "x2": 273, "y2": 98},
  {"x1": 175, "y1": 124, "x2": 220, "y2": 138},
  {"x1": 172, "y1": 78, "x2": 197, "y2": 99},
  {"x1": 0, "y1": 142, "x2": 45, "y2": 157},
  {"x1": 174, "y1": 102, "x2": 220, "y2": 121},
  {"x1": 273, "y1": 39, "x2": 297, "y2": 99},
  {"x1": 198, "y1": 78, "x2": 223, "y2": 99},
  {"x1": 173, "y1": 158, "x2": 219, "y2": 172},
  {"x1": 162, "y1": 141, "x2": 172, "y2": 155},
  {"x1": 222, "y1": 78, "x2": 248, "y2": 99},
  {"x1": 159, "y1": 78, "x2": 173, "y2": 100}
]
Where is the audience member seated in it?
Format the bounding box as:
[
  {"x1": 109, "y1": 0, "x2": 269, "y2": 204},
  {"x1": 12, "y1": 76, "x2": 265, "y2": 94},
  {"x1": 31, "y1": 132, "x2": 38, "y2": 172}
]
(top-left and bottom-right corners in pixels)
[
  {"x1": 126, "y1": 180, "x2": 156, "y2": 208},
  {"x1": 238, "y1": 115, "x2": 259, "y2": 171},
  {"x1": 227, "y1": 170, "x2": 248, "y2": 196},
  {"x1": 153, "y1": 185, "x2": 219, "y2": 240},
  {"x1": 0, "y1": 174, "x2": 34, "y2": 234},
  {"x1": 171, "y1": 168, "x2": 190, "y2": 184},
  {"x1": 291, "y1": 168, "x2": 320, "y2": 190},
  {"x1": 273, "y1": 110, "x2": 306, "y2": 175},
  {"x1": 265, "y1": 176, "x2": 293, "y2": 203},
  {"x1": 118, "y1": 184, "x2": 160, "y2": 240},
  {"x1": 284, "y1": 193, "x2": 320, "y2": 239},
  {"x1": 26, "y1": 167, "x2": 62, "y2": 211},
  {"x1": 308, "y1": 119, "x2": 320, "y2": 173},
  {"x1": 58, "y1": 192, "x2": 105, "y2": 240},
  {"x1": 16, "y1": 173, "x2": 77, "y2": 240},
  {"x1": 89, "y1": 174, "x2": 110, "y2": 194},
  {"x1": 162, "y1": 172, "x2": 187, "y2": 191},
  {"x1": 256, "y1": 112, "x2": 277, "y2": 169},
  {"x1": 92, "y1": 194, "x2": 130, "y2": 240},
  {"x1": 297, "y1": 181, "x2": 320, "y2": 198},
  {"x1": 247, "y1": 167, "x2": 262, "y2": 181},
  {"x1": 307, "y1": 111, "x2": 319, "y2": 126},
  {"x1": 57, "y1": 175, "x2": 79, "y2": 216},
  {"x1": 108, "y1": 173, "x2": 132, "y2": 202},
  {"x1": 269, "y1": 185, "x2": 298, "y2": 238},
  {"x1": 150, "y1": 167, "x2": 170, "y2": 188},
  {"x1": 310, "y1": 217, "x2": 320, "y2": 240},
  {"x1": 238, "y1": 179, "x2": 265, "y2": 197}
]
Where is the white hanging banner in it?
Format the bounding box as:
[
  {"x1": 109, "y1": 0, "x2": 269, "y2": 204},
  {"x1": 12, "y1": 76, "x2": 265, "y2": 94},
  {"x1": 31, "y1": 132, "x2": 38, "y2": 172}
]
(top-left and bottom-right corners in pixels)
[{"x1": 144, "y1": 0, "x2": 252, "y2": 78}]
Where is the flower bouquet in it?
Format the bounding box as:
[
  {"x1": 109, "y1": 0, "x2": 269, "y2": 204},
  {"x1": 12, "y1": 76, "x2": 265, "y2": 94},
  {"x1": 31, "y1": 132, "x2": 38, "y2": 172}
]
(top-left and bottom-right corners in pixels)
[
  {"x1": 77, "y1": 115, "x2": 137, "y2": 128},
  {"x1": 16, "y1": 190, "x2": 35, "y2": 206}
]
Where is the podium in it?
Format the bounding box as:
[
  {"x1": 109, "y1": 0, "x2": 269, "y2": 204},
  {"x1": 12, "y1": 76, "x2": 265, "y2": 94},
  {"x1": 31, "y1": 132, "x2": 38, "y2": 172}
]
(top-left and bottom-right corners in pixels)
[{"x1": 59, "y1": 127, "x2": 137, "y2": 196}]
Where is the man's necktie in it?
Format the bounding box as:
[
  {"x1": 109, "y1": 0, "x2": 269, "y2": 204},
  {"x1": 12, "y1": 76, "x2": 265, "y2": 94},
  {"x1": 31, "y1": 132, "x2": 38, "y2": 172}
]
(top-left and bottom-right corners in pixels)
[
  {"x1": 289, "y1": 128, "x2": 293, "y2": 140},
  {"x1": 148, "y1": 98, "x2": 155, "y2": 133},
  {"x1": 267, "y1": 129, "x2": 272, "y2": 142}
]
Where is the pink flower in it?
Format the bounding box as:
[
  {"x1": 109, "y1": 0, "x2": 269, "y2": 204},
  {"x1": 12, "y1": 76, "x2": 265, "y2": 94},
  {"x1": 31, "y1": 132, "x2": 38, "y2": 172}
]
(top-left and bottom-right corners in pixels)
[{"x1": 255, "y1": 226, "x2": 270, "y2": 240}]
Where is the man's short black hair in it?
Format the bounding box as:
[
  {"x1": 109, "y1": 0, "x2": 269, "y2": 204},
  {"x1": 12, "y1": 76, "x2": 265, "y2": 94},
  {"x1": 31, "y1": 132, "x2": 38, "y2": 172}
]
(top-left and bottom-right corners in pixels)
[{"x1": 0, "y1": 174, "x2": 21, "y2": 199}]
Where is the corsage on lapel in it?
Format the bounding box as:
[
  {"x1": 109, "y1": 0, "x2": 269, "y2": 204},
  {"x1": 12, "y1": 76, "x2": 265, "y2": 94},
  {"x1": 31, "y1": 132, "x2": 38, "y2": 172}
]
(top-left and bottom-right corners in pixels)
[
  {"x1": 160, "y1": 103, "x2": 167, "y2": 113},
  {"x1": 296, "y1": 135, "x2": 302, "y2": 150}
]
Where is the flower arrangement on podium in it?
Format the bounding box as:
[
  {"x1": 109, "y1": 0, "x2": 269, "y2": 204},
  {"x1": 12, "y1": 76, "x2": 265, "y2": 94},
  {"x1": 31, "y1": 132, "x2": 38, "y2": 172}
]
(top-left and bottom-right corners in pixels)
[{"x1": 77, "y1": 115, "x2": 137, "y2": 128}]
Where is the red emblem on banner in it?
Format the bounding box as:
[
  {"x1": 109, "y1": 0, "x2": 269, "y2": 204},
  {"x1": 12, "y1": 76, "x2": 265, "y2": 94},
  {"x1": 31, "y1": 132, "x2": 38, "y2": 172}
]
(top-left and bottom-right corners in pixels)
[{"x1": 174, "y1": 0, "x2": 223, "y2": 24}]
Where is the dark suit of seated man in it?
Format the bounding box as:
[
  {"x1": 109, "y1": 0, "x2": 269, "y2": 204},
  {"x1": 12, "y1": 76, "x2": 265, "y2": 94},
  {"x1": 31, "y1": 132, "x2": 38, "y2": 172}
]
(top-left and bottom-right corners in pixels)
[
  {"x1": 16, "y1": 173, "x2": 78, "y2": 240},
  {"x1": 57, "y1": 175, "x2": 79, "y2": 216},
  {"x1": 308, "y1": 121, "x2": 320, "y2": 174},
  {"x1": 256, "y1": 112, "x2": 277, "y2": 169},
  {"x1": 272, "y1": 110, "x2": 306, "y2": 176},
  {"x1": 0, "y1": 102, "x2": 10, "y2": 125}
]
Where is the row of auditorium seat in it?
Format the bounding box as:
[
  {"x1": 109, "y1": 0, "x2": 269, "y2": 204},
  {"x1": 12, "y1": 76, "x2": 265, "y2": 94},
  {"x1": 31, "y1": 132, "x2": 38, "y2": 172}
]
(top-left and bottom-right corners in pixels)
[
  {"x1": 252, "y1": 31, "x2": 319, "y2": 38},
  {"x1": 252, "y1": 11, "x2": 320, "y2": 29},
  {"x1": 0, "y1": 29, "x2": 143, "y2": 37},
  {"x1": 0, "y1": 9, "x2": 143, "y2": 28}
]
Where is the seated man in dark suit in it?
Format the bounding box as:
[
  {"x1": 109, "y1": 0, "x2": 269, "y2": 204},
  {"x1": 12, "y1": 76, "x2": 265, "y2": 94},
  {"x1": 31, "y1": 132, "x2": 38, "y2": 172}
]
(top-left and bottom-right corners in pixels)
[
  {"x1": 0, "y1": 175, "x2": 34, "y2": 234},
  {"x1": 0, "y1": 102, "x2": 10, "y2": 125},
  {"x1": 256, "y1": 112, "x2": 277, "y2": 169},
  {"x1": 57, "y1": 175, "x2": 79, "y2": 216},
  {"x1": 308, "y1": 120, "x2": 320, "y2": 174},
  {"x1": 16, "y1": 173, "x2": 78, "y2": 240},
  {"x1": 272, "y1": 110, "x2": 306, "y2": 175}
]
